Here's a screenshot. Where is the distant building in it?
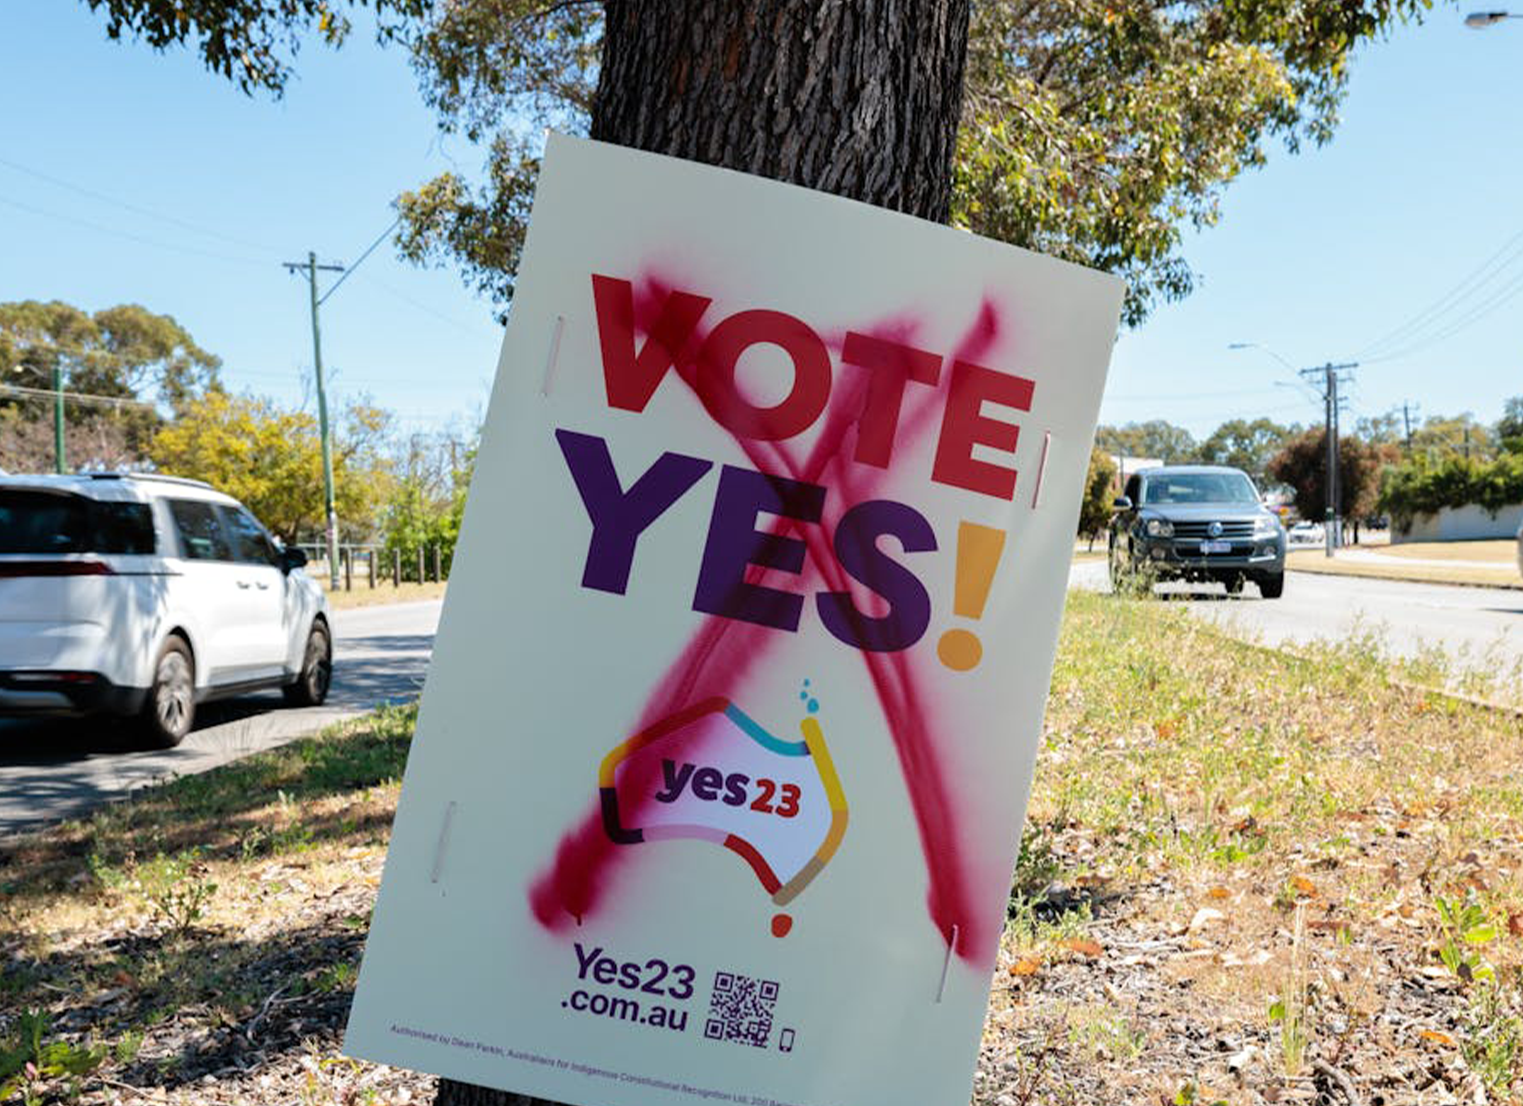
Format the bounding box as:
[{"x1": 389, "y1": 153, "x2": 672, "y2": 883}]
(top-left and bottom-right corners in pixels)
[{"x1": 1108, "y1": 455, "x2": 1163, "y2": 490}]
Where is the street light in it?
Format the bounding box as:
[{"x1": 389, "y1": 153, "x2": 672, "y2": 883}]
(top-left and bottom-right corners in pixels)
[
  {"x1": 1227, "y1": 341, "x2": 1298, "y2": 375},
  {"x1": 1465, "y1": 10, "x2": 1521, "y2": 26}
]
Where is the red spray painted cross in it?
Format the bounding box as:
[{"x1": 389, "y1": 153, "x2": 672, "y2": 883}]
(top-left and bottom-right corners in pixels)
[{"x1": 529, "y1": 273, "x2": 1034, "y2": 967}]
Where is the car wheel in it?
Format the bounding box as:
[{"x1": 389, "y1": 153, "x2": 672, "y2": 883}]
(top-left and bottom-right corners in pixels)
[
  {"x1": 141, "y1": 637, "x2": 195, "y2": 749},
  {"x1": 1258, "y1": 572, "x2": 1285, "y2": 599},
  {"x1": 283, "y1": 622, "x2": 332, "y2": 707}
]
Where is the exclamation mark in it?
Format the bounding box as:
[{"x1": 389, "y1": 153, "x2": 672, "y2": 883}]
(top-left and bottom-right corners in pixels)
[{"x1": 936, "y1": 522, "x2": 1007, "y2": 671}]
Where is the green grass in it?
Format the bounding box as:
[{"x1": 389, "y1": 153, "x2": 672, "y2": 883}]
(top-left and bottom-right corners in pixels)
[{"x1": 4, "y1": 595, "x2": 1523, "y2": 1103}]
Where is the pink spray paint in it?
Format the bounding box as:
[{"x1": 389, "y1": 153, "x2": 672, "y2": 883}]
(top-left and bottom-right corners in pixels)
[{"x1": 528, "y1": 275, "x2": 1009, "y2": 965}]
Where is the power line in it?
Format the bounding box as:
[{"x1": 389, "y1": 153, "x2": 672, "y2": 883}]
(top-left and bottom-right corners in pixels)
[
  {"x1": 0, "y1": 382, "x2": 157, "y2": 410},
  {"x1": 357, "y1": 273, "x2": 490, "y2": 335},
  {"x1": 0, "y1": 194, "x2": 268, "y2": 267},
  {"x1": 318, "y1": 217, "x2": 401, "y2": 306},
  {"x1": 1103, "y1": 386, "x2": 1285, "y2": 403},
  {"x1": 1361, "y1": 265, "x2": 1523, "y2": 365},
  {"x1": 1352, "y1": 225, "x2": 1523, "y2": 363},
  {"x1": 0, "y1": 155, "x2": 272, "y2": 253}
]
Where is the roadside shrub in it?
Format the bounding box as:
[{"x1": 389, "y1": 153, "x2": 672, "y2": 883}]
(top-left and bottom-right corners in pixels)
[
  {"x1": 131, "y1": 851, "x2": 216, "y2": 936},
  {"x1": 1377, "y1": 453, "x2": 1523, "y2": 532}
]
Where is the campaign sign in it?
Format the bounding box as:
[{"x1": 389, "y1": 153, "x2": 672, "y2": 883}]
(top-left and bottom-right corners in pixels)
[{"x1": 344, "y1": 133, "x2": 1124, "y2": 1106}]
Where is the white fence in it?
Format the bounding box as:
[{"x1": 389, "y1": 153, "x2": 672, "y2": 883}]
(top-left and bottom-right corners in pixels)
[{"x1": 1395, "y1": 502, "x2": 1523, "y2": 543}]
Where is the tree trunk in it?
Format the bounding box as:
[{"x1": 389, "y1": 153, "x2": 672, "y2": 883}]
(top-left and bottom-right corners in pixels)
[
  {"x1": 435, "y1": 4, "x2": 969, "y2": 1104},
  {"x1": 590, "y1": 0, "x2": 970, "y2": 224}
]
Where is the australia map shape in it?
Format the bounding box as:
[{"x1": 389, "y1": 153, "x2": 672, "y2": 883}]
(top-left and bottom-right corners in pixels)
[{"x1": 599, "y1": 696, "x2": 848, "y2": 910}]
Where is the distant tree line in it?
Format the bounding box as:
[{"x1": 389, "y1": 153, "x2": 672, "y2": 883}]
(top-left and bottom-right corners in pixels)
[
  {"x1": 1080, "y1": 400, "x2": 1523, "y2": 541},
  {"x1": 0, "y1": 299, "x2": 476, "y2": 569}
]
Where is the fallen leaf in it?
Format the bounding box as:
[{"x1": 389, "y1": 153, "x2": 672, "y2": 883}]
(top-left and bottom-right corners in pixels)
[
  {"x1": 1291, "y1": 876, "x2": 1316, "y2": 896},
  {"x1": 1188, "y1": 907, "x2": 1226, "y2": 933},
  {"x1": 1507, "y1": 912, "x2": 1523, "y2": 938},
  {"x1": 1154, "y1": 720, "x2": 1177, "y2": 740},
  {"x1": 1306, "y1": 919, "x2": 1351, "y2": 937},
  {"x1": 1206, "y1": 887, "x2": 1231, "y2": 900},
  {"x1": 1420, "y1": 1029, "x2": 1455, "y2": 1047},
  {"x1": 1008, "y1": 957, "x2": 1041, "y2": 976},
  {"x1": 1063, "y1": 938, "x2": 1103, "y2": 958}
]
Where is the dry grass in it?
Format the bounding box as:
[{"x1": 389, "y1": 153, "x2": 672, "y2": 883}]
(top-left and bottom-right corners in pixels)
[
  {"x1": 3, "y1": 597, "x2": 1522, "y2": 1105},
  {"x1": 1377, "y1": 539, "x2": 1517, "y2": 565},
  {"x1": 983, "y1": 592, "x2": 1523, "y2": 1104},
  {"x1": 317, "y1": 580, "x2": 447, "y2": 610},
  {"x1": 1287, "y1": 550, "x2": 1522, "y2": 590}
]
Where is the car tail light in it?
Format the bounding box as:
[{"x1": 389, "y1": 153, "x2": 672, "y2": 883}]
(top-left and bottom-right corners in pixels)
[{"x1": 0, "y1": 560, "x2": 116, "y2": 577}]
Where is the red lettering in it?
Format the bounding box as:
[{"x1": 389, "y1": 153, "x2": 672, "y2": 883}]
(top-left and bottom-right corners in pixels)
[
  {"x1": 841, "y1": 331, "x2": 941, "y2": 468},
  {"x1": 931, "y1": 361, "x2": 1035, "y2": 500},
  {"x1": 591, "y1": 275, "x2": 711, "y2": 413},
  {"x1": 695, "y1": 310, "x2": 832, "y2": 441}
]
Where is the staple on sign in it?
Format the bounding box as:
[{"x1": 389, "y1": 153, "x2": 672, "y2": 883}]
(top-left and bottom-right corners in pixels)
[
  {"x1": 430, "y1": 801, "x2": 458, "y2": 884},
  {"x1": 935, "y1": 924, "x2": 958, "y2": 1004},
  {"x1": 1030, "y1": 431, "x2": 1052, "y2": 509},
  {"x1": 540, "y1": 316, "x2": 566, "y2": 396}
]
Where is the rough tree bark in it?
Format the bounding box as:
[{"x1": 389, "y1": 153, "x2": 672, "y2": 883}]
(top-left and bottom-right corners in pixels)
[
  {"x1": 434, "y1": 2, "x2": 969, "y2": 1103},
  {"x1": 590, "y1": 0, "x2": 969, "y2": 223}
]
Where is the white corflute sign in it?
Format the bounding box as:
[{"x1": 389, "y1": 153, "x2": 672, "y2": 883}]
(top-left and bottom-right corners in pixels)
[{"x1": 345, "y1": 133, "x2": 1124, "y2": 1106}]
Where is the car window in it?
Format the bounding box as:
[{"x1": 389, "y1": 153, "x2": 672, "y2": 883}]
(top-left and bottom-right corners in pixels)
[
  {"x1": 0, "y1": 491, "x2": 88, "y2": 553},
  {"x1": 1140, "y1": 473, "x2": 1258, "y2": 506},
  {"x1": 221, "y1": 506, "x2": 277, "y2": 566},
  {"x1": 92, "y1": 502, "x2": 157, "y2": 554},
  {"x1": 0, "y1": 491, "x2": 155, "y2": 554},
  {"x1": 168, "y1": 499, "x2": 233, "y2": 561}
]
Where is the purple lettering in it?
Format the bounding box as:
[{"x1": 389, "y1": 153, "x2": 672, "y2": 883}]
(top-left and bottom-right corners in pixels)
[
  {"x1": 816, "y1": 499, "x2": 936, "y2": 652},
  {"x1": 556, "y1": 430, "x2": 712, "y2": 594},
  {"x1": 653, "y1": 759, "x2": 695, "y2": 804},
  {"x1": 692, "y1": 465, "x2": 825, "y2": 632}
]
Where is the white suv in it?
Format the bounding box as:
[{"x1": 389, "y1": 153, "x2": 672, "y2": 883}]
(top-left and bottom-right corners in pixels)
[{"x1": 0, "y1": 473, "x2": 331, "y2": 747}]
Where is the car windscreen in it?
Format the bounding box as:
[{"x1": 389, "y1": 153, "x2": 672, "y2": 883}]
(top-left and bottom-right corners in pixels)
[
  {"x1": 1140, "y1": 473, "x2": 1258, "y2": 506},
  {"x1": 0, "y1": 490, "x2": 156, "y2": 555}
]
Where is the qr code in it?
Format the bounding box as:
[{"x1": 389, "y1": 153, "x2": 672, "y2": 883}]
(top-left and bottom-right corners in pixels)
[{"x1": 703, "y1": 971, "x2": 779, "y2": 1048}]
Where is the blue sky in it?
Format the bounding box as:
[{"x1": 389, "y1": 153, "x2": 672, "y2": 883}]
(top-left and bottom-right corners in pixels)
[{"x1": 2, "y1": 1, "x2": 1520, "y2": 442}]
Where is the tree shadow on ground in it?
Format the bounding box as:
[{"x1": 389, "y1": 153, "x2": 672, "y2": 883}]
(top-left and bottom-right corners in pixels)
[
  {"x1": 0, "y1": 707, "x2": 413, "y2": 887},
  {"x1": 4, "y1": 904, "x2": 372, "y2": 1094}
]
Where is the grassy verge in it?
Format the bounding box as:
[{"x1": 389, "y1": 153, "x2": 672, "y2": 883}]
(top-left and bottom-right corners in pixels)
[
  {"x1": 3, "y1": 595, "x2": 1521, "y2": 1104},
  {"x1": 0, "y1": 706, "x2": 421, "y2": 1105},
  {"x1": 991, "y1": 592, "x2": 1523, "y2": 1104},
  {"x1": 1287, "y1": 550, "x2": 1522, "y2": 590},
  {"x1": 317, "y1": 580, "x2": 447, "y2": 610},
  {"x1": 1375, "y1": 539, "x2": 1516, "y2": 565}
]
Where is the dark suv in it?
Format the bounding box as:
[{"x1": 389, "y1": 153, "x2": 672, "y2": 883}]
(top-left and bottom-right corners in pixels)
[{"x1": 1108, "y1": 465, "x2": 1286, "y2": 598}]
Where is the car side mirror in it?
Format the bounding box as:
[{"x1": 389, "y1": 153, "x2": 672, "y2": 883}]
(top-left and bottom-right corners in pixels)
[
  {"x1": 280, "y1": 546, "x2": 308, "y2": 574},
  {"x1": 1113, "y1": 496, "x2": 1132, "y2": 510}
]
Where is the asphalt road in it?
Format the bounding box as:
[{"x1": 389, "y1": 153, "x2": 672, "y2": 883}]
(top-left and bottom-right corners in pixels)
[
  {"x1": 0, "y1": 599, "x2": 442, "y2": 838},
  {"x1": 1069, "y1": 560, "x2": 1523, "y2": 671},
  {"x1": 7, "y1": 569, "x2": 1521, "y2": 839}
]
